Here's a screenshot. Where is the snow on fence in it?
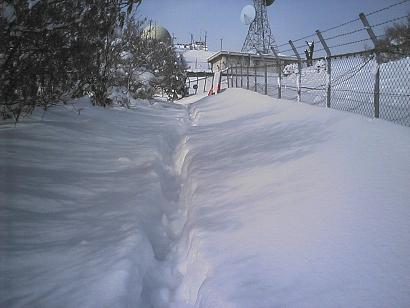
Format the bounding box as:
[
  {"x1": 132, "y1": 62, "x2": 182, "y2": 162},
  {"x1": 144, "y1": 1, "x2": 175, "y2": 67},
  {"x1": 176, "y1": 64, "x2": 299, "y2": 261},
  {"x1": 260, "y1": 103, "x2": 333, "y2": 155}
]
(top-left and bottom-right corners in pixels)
[
  {"x1": 225, "y1": 52, "x2": 410, "y2": 126},
  {"x1": 198, "y1": 10, "x2": 410, "y2": 127},
  {"x1": 186, "y1": 53, "x2": 409, "y2": 127}
]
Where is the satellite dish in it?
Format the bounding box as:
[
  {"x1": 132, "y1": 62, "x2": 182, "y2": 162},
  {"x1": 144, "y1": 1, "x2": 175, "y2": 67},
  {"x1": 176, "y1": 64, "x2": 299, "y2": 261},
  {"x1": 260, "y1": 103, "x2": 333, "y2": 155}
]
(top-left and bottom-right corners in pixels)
[
  {"x1": 240, "y1": 5, "x2": 256, "y2": 25},
  {"x1": 265, "y1": 0, "x2": 275, "y2": 6}
]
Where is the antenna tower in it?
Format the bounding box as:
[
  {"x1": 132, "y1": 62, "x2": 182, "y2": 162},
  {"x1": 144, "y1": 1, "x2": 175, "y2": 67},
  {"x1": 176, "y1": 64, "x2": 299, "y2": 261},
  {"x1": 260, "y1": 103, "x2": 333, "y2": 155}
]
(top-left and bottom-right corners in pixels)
[{"x1": 242, "y1": 0, "x2": 278, "y2": 54}]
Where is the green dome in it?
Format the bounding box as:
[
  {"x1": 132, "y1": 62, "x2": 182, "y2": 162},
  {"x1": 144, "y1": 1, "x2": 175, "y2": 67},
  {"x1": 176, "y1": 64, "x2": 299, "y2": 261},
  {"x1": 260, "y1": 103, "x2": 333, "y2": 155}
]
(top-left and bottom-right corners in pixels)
[{"x1": 142, "y1": 25, "x2": 172, "y2": 45}]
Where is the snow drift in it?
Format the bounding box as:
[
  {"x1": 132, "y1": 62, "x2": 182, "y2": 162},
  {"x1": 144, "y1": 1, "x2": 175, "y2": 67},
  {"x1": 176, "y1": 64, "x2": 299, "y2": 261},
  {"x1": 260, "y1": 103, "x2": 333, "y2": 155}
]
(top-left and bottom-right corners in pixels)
[
  {"x1": 1, "y1": 89, "x2": 410, "y2": 307},
  {"x1": 0, "y1": 98, "x2": 190, "y2": 307},
  {"x1": 172, "y1": 89, "x2": 410, "y2": 307}
]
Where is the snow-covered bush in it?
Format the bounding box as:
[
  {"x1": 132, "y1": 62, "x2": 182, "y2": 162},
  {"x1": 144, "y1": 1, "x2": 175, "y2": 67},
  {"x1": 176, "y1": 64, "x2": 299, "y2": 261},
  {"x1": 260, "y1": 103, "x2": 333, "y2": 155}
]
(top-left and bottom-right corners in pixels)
[
  {"x1": 118, "y1": 20, "x2": 187, "y2": 101},
  {"x1": 283, "y1": 63, "x2": 299, "y2": 76},
  {"x1": 0, "y1": 0, "x2": 141, "y2": 121},
  {"x1": 314, "y1": 59, "x2": 327, "y2": 73},
  {"x1": 376, "y1": 15, "x2": 410, "y2": 63},
  {"x1": 0, "y1": 0, "x2": 186, "y2": 120}
]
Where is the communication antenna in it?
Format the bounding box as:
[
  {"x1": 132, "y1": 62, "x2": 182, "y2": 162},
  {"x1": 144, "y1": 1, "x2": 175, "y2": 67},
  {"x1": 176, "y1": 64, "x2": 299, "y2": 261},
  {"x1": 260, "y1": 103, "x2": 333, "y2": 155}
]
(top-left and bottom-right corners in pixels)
[
  {"x1": 240, "y1": 5, "x2": 256, "y2": 25},
  {"x1": 241, "y1": 0, "x2": 278, "y2": 54}
]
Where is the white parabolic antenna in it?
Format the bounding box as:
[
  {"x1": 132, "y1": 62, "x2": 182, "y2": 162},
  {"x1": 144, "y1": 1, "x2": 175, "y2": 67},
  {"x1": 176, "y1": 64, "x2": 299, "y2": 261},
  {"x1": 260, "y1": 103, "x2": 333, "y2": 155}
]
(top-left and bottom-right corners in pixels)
[{"x1": 240, "y1": 5, "x2": 256, "y2": 25}]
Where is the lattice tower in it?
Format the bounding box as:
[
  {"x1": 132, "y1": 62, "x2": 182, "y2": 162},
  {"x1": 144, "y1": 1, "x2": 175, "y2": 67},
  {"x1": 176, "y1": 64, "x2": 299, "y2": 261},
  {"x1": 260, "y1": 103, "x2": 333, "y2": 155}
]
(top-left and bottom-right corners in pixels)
[{"x1": 242, "y1": 0, "x2": 278, "y2": 54}]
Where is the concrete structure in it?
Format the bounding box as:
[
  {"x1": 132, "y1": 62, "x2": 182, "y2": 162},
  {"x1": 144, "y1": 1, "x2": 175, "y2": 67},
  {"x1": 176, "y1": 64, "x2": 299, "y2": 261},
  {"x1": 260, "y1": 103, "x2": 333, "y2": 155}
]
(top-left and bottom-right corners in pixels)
[{"x1": 207, "y1": 51, "x2": 296, "y2": 73}]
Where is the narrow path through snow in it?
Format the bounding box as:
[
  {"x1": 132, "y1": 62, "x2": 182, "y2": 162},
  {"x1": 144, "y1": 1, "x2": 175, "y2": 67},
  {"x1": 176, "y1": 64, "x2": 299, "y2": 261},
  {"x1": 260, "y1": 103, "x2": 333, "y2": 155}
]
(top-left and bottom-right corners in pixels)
[
  {"x1": 0, "y1": 97, "x2": 195, "y2": 308},
  {"x1": 1, "y1": 90, "x2": 410, "y2": 308}
]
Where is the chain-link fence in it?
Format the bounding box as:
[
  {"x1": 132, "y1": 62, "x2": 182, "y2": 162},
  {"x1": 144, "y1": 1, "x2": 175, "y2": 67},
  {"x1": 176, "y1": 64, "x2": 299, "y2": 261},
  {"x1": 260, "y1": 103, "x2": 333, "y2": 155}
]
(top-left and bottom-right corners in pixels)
[
  {"x1": 225, "y1": 50, "x2": 410, "y2": 127},
  {"x1": 201, "y1": 4, "x2": 410, "y2": 127}
]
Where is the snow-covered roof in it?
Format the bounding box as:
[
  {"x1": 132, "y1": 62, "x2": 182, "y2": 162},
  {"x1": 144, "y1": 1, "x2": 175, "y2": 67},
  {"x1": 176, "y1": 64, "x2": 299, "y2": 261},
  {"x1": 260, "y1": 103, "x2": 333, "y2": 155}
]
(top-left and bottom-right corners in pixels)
[{"x1": 207, "y1": 51, "x2": 296, "y2": 63}]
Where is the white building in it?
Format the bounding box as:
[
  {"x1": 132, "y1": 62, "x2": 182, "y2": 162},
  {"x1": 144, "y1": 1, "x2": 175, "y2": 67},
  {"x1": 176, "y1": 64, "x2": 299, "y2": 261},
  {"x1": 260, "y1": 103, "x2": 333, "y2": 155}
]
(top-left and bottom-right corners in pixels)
[{"x1": 207, "y1": 51, "x2": 296, "y2": 73}]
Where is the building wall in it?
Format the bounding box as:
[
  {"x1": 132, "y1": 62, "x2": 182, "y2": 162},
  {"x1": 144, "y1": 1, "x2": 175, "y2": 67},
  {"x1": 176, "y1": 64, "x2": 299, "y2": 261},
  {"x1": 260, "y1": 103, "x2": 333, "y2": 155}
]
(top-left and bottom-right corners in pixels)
[{"x1": 210, "y1": 54, "x2": 290, "y2": 74}]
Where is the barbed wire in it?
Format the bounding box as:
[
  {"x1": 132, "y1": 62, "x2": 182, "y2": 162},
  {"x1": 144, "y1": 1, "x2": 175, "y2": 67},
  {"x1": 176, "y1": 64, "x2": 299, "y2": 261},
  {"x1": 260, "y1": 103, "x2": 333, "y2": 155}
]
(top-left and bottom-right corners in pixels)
[
  {"x1": 366, "y1": 0, "x2": 410, "y2": 16},
  {"x1": 320, "y1": 17, "x2": 361, "y2": 34},
  {"x1": 278, "y1": 41, "x2": 319, "y2": 55},
  {"x1": 276, "y1": 33, "x2": 317, "y2": 48},
  {"x1": 278, "y1": 47, "x2": 293, "y2": 54},
  {"x1": 371, "y1": 15, "x2": 409, "y2": 28},
  {"x1": 316, "y1": 38, "x2": 373, "y2": 53},
  {"x1": 320, "y1": 14, "x2": 408, "y2": 44},
  {"x1": 290, "y1": 33, "x2": 317, "y2": 44},
  {"x1": 296, "y1": 41, "x2": 318, "y2": 51},
  {"x1": 275, "y1": 0, "x2": 410, "y2": 52},
  {"x1": 324, "y1": 28, "x2": 366, "y2": 41}
]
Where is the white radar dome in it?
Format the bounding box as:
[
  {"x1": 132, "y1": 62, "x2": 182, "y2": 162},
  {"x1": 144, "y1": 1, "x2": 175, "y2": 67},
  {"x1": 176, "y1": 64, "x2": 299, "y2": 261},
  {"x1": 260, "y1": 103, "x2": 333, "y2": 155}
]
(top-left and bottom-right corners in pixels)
[{"x1": 142, "y1": 25, "x2": 172, "y2": 45}]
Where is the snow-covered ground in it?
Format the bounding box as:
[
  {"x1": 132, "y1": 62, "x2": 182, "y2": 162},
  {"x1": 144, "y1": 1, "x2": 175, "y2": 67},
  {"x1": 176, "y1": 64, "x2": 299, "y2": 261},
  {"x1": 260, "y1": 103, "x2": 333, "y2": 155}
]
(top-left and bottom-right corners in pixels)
[
  {"x1": 0, "y1": 98, "x2": 190, "y2": 307},
  {"x1": 172, "y1": 89, "x2": 410, "y2": 307},
  {"x1": 1, "y1": 89, "x2": 410, "y2": 307},
  {"x1": 249, "y1": 56, "x2": 410, "y2": 126}
]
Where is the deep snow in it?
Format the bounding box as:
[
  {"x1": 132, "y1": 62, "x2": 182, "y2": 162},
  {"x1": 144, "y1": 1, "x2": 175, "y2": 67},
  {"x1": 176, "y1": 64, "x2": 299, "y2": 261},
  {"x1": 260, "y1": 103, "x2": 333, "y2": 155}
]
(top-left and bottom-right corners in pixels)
[
  {"x1": 252, "y1": 57, "x2": 410, "y2": 126},
  {"x1": 172, "y1": 89, "x2": 410, "y2": 307},
  {"x1": 0, "y1": 98, "x2": 190, "y2": 307},
  {"x1": 1, "y1": 89, "x2": 410, "y2": 307}
]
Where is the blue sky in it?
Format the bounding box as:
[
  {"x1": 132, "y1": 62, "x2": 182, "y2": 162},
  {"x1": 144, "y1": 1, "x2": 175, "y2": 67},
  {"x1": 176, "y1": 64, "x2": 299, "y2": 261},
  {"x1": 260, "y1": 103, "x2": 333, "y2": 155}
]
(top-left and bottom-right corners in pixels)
[{"x1": 136, "y1": 0, "x2": 410, "y2": 55}]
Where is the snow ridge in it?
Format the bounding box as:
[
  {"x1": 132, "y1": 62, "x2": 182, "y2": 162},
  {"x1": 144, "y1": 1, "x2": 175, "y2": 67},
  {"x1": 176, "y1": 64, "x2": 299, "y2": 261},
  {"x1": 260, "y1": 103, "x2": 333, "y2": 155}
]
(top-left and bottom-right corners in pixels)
[
  {"x1": 2, "y1": 90, "x2": 410, "y2": 307},
  {"x1": 168, "y1": 102, "x2": 215, "y2": 307},
  {"x1": 0, "y1": 98, "x2": 194, "y2": 308}
]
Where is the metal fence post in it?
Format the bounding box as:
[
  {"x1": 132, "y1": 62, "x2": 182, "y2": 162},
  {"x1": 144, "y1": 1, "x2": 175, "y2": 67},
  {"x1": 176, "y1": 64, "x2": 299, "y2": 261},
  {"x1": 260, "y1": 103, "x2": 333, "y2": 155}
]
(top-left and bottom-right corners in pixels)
[
  {"x1": 220, "y1": 72, "x2": 224, "y2": 91},
  {"x1": 240, "y1": 64, "x2": 243, "y2": 88},
  {"x1": 264, "y1": 62, "x2": 268, "y2": 95},
  {"x1": 254, "y1": 65, "x2": 257, "y2": 92},
  {"x1": 316, "y1": 30, "x2": 332, "y2": 108},
  {"x1": 271, "y1": 48, "x2": 282, "y2": 99},
  {"x1": 203, "y1": 75, "x2": 207, "y2": 92},
  {"x1": 188, "y1": 78, "x2": 191, "y2": 96},
  {"x1": 247, "y1": 54, "x2": 250, "y2": 90},
  {"x1": 210, "y1": 72, "x2": 214, "y2": 94},
  {"x1": 278, "y1": 60, "x2": 282, "y2": 99},
  {"x1": 227, "y1": 69, "x2": 230, "y2": 88},
  {"x1": 232, "y1": 68, "x2": 235, "y2": 88},
  {"x1": 235, "y1": 66, "x2": 238, "y2": 88},
  {"x1": 256, "y1": 51, "x2": 268, "y2": 95},
  {"x1": 289, "y1": 40, "x2": 302, "y2": 102},
  {"x1": 247, "y1": 65, "x2": 250, "y2": 90},
  {"x1": 360, "y1": 13, "x2": 380, "y2": 118}
]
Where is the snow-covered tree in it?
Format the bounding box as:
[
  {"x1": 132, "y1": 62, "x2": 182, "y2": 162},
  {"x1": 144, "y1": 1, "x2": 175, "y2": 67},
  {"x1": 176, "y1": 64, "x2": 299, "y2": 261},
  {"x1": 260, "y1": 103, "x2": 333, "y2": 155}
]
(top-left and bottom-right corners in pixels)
[
  {"x1": 0, "y1": 0, "x2": 140, "y2": 120},
  {"x1": 118, "y1": 19, "x2": 187, "y2": 101},
  {"x1": 377, "y1": 14, "x2": 410, "y2": 62}
]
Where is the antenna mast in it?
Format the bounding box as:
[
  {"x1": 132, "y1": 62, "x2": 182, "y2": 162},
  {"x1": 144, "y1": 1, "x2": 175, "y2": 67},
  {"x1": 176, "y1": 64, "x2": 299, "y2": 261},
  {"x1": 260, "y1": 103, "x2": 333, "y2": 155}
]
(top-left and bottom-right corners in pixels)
[{"x1": 242, "y1": 0, "x2": 278, "y2": 54}]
